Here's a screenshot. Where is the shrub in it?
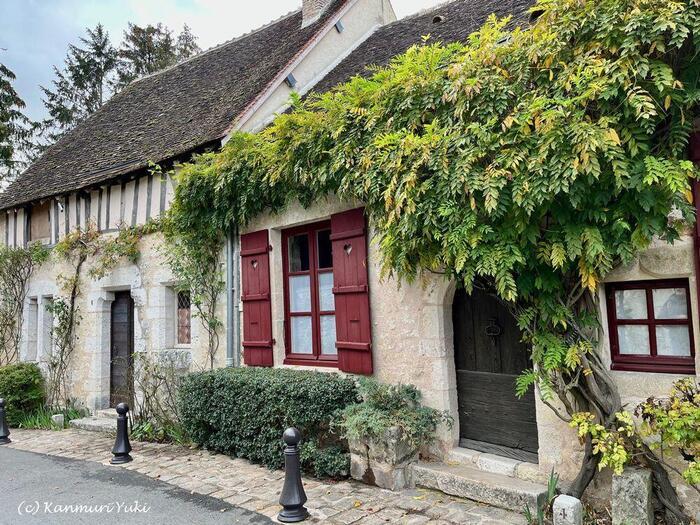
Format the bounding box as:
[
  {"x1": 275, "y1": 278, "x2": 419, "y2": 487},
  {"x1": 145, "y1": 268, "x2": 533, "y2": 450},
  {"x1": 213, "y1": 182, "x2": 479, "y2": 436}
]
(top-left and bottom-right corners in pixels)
[
  {"x1": 179, "y1": 367, "x2": 359, "y2": 477},
  {"x1": 337, "y1": 378, "x2": 452, "y2": 450},
  {"x1": 0, "y1": 362, "x2": 45, "y2": 425}
]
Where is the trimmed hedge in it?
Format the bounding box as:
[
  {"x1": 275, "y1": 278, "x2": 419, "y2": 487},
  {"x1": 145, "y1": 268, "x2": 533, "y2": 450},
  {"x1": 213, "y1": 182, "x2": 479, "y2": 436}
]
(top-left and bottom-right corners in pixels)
[
  {"x1": 0, "y1": 362, "x2": 46, "y2": 425},
  {"x1": 179, "y1": 367, "x2": 359, "y2": 477}
]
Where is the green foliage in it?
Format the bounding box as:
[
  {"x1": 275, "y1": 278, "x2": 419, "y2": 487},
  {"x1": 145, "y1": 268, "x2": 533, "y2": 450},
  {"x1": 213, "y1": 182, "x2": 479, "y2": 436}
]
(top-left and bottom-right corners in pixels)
[
  {"x1": 636, "y1": 378, "x2": 700, "y2": 485},
  {"x1": 168, "y1": 0, "x2": 700, "y2": 388},
  {"x1": 179, "y1": 367, "x2": 358, "y2": 477},
  {"x1": 337, "y1": 378, "x2": 452, "y2": 450},
  {"x1": 39, "y1": 24, "x2": 117, "y2": 149},
  {"x1": 131, "y1": 420, "x2": 189, "y2": 445},
  {"x1": 16, "y1": 405, "x2": 86, "y2": 430},
  {"x1": 525, "y1": 469, "x2": 560, "y2": 525},
  {"x1": 0, "y1": 362, "x2": 46, "y2": 426},
  {"x1": 165, "y1": 0, "x2": 700, "y2": 506},
  {"x1": 570, "y1": 411, "x2": 636, "y2": 475},
  {"x1": 0, "y1": 62, "x2": 35, "y2": 179},
  {"x1": 300, "y1": 442, "x2": 349, "y2": 479}
]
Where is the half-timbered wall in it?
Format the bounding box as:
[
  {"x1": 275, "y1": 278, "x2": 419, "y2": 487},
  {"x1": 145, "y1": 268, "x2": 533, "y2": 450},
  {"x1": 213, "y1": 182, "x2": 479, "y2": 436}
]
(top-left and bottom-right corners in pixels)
[{"x1": 0, "y1": 173, "x2": 177, "y2": 248}]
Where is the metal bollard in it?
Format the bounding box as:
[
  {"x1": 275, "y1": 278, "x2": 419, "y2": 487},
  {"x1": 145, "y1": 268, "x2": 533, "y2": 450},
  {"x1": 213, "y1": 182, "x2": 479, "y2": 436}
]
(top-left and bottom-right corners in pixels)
[
  {"x1": 110, "y1": 403, "x2": 132, "y2": 465},
  {"x1": 0, "y1": 399, "x2": 10, "y2": 445},
  {"x1": 278, "y1": 427, "x2": 309, "y2": 523}
]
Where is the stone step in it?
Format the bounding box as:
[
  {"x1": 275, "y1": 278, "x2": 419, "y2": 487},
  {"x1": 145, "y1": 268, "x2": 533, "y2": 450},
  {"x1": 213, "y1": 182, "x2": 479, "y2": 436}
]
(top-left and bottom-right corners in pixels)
[
  {"x1": 69, "y1": 417, "x2": 117, "y2": 433},
  {"x1": 445, "y1": 447, "x2": 547, "y2": 484},
  {"x1": 94, "y1": 409, "x2": 119, "y2": 420},
  {"x1": 411, "y1": 461, "x2": 548, "y2": 512}
]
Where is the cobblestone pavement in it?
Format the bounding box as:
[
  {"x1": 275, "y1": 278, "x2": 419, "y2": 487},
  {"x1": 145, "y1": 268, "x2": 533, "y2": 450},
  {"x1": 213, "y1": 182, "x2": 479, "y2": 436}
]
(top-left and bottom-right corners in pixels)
[{"x1": 6, "y1": 429, "x2": 527, "y2": 524}]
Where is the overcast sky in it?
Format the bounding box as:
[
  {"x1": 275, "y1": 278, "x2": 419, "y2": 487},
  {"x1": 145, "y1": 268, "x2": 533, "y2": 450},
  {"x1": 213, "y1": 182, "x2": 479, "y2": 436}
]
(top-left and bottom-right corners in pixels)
[{"x1": 1, "y1": 0, "x2": 447, "y2": 122}]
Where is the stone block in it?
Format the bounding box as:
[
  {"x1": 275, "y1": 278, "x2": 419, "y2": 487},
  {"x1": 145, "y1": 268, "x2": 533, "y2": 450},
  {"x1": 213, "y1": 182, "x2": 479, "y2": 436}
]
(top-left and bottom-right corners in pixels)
[
  {"x1": 612, "y1": 467, "x2": 653, "y2": 525},
  {"x1": 51, "y1": 414, "x2": 65, "y2": 428},
  {"x1": 553, "y1": 494, "x2": 582, "y2": 525}
]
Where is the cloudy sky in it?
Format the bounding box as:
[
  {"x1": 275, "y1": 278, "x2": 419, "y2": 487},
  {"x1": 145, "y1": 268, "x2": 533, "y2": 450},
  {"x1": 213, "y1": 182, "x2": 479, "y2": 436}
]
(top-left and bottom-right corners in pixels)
[{"x1": 1, "y1": 0, "x2": 446, "y2": 122}]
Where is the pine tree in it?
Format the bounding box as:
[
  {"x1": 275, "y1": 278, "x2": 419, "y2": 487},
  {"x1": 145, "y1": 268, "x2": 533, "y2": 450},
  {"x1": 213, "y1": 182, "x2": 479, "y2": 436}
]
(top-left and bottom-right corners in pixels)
[
  {"x1": 0, "y1": 62, "x2": 35, "y2": 182},
  {"x1": 176, "y1": 24, "x2": 201, "y2": 61},
  {"x1": 39, "y1": 24, "x2": 117, "y2": 147},
  {"x1": 115, "y1": 23, "x2": 200, "y2": 89}
]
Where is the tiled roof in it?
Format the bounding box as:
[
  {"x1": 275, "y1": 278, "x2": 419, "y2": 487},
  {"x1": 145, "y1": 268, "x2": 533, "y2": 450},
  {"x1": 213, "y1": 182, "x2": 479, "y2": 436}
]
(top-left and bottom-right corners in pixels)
[
  {"x1": 0, "y1": 1, "x2": 346, "y2": 210},
  {"x1": 312, "y1": 0, "x2": 533, "y2": 94}
]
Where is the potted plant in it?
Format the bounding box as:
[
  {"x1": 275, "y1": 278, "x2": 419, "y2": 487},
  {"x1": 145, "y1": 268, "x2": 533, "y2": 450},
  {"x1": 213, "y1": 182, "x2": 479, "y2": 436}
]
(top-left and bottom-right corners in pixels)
[{"x1": 337, "y1": 378, "x2": 452, "y2": 490}]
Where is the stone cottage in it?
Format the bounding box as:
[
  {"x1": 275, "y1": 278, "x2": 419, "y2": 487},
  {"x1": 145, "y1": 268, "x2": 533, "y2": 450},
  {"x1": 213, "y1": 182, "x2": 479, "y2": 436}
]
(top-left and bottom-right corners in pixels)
[{"x1": 1, "y1": 0, "x2": 698, "y2": 516}]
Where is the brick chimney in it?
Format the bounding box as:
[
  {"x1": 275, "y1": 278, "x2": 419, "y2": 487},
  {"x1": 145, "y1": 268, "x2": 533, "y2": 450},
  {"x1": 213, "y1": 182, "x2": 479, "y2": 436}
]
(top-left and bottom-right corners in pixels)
[{"x1": 302, "y1": 0, "x2": 333, "y2": 28}]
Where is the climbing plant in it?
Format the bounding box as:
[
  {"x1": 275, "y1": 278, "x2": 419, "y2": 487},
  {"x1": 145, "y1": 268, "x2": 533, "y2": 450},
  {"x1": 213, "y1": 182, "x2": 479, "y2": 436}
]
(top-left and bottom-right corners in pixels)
[
  {"x1": 46, "y1": 223, "x2": 150, "y2": 406},
  {"x1": 160, "y1": 161, "x2": 224, "y2": 370},
  {"x1": 0, "y1": 243, "x2": 49, "y2": 365},
  {"x1": 166, "y1": 0, "x2": 700, "y2": 520}
]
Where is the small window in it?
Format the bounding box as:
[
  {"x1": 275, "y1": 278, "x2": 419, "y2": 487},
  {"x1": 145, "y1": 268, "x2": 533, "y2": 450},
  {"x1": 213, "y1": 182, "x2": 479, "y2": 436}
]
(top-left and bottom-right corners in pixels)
[
  {"x1": 606, "y1": 280, "x2": 695, "y2": 374},
  {"x1": 177, "y1": 291, "x2": 191, "y2": 345},
  {"x1": 282, "y1": 221, "x2": 336, "y2": 365}
]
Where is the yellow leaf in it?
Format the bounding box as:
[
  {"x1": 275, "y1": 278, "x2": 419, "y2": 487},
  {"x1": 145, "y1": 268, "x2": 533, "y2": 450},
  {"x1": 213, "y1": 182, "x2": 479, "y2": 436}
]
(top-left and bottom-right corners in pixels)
[
  {"x1": 685, "y1": 188, "x2": 694, "y2": 203},
  {"x1": 664, "y1": 95, "x2": 672, "y2": 110},
  {"x1": 607, "y1": 128, "x2": 621, "y2": 146}
]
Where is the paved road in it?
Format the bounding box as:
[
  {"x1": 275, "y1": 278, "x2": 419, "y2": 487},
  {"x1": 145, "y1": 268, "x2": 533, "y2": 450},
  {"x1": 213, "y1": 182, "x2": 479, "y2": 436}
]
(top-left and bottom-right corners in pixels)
[{"x1": 0, "y1": 447, "x2": 272, "y2": 525}]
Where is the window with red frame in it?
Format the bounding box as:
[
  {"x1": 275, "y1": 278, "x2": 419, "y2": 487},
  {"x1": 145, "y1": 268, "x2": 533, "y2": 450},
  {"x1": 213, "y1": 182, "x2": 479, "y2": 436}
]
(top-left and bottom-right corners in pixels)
[
  {"x1": 282, "y1": 221, "x2": 337, "y2": 365},
  {"x1": 606, "y1": 279, "x2": 695, "y2": 374}
]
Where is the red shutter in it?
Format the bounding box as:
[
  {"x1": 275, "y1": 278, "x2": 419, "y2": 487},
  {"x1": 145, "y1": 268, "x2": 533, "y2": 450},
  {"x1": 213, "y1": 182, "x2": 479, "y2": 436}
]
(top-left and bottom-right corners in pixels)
[
  {"x1": 241, "y1": 229, "x2": 273, "y2": 367},
  {"x1": 331, "y1": 208, "x2": 373, "y2": 375}
]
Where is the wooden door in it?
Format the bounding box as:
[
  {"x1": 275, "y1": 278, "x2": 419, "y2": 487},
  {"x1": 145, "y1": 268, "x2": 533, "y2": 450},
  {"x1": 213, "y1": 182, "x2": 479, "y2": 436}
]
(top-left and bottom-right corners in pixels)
[
  {"x1": 453, "y1": 287, "x2": 538, "y2": 462},
  {"x1": 110, "y1": 292, "x2": 134, "y2": 406}
]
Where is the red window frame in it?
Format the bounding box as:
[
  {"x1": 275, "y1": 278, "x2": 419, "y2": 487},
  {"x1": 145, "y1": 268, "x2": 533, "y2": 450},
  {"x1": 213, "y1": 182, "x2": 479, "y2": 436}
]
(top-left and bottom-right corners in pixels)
[
  {"x1": 282, "y1": 221, "x2": 337, "y2": 366},
  {"x1": 606, "y1": 279, "x2": 696, "y2": 374}
]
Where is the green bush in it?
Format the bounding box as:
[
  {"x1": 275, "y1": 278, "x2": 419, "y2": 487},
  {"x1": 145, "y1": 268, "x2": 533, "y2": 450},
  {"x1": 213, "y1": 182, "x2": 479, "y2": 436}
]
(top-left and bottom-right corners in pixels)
[
  {"x1": 179, "y1": 367, "x2": 359, "y2": 477},
  {"x1": 338, "y1": 378, "x2": 452, "y2": 450},
  {"x1": 0, "y1": 362, "x2": 46, "y2": 425}
]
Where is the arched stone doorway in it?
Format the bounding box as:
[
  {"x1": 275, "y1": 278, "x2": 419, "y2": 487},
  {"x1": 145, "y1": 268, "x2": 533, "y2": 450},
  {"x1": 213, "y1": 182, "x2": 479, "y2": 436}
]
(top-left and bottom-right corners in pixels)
[{"x1": 452, "y1": 287, "x2": 538, "y2": 462}]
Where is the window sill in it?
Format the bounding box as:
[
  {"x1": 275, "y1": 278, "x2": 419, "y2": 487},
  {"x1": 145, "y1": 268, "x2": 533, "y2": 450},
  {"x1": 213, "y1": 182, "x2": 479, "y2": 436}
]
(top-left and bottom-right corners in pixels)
[
  {"x1": 611, "y1": 361, "x2": 696, "y2": 375},
  {"x1": 284, "y1": 356, "x2": 338, "y2": 368}
]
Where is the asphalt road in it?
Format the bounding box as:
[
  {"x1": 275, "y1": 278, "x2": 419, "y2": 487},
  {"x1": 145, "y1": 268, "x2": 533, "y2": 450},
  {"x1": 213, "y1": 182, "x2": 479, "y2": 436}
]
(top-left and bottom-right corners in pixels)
[{"x1": 0, "y1": 447, "x2": 272, "y2": 525}]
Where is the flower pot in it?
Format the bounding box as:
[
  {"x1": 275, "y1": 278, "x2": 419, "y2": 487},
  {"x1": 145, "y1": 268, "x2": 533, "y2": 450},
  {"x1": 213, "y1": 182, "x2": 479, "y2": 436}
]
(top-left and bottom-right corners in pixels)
[{"x1": 348, "y1": 426, "x2": 418, "y2": 491}]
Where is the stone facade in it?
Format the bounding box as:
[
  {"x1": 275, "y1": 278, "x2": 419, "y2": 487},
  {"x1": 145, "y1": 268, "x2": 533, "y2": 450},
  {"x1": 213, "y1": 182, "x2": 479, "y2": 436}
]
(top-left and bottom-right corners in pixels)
[{"x1": 242, "y1": 196, "x2": 700, "y2": 517}]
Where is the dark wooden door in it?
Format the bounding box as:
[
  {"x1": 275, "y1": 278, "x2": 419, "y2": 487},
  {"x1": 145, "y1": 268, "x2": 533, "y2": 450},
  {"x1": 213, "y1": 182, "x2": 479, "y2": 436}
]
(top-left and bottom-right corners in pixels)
[
  {"x1": 110, "y1": 292, "x2": 134, "y2": 407},
  {"x1": 453, "y1": 287, "x2": 538, "y2": 461}
]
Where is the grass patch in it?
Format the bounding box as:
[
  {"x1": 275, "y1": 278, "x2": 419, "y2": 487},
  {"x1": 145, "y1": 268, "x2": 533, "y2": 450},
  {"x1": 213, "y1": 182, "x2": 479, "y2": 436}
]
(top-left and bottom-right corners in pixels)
[{"x1": 17, "y1": 406, "x2": 87, "y2": 430}]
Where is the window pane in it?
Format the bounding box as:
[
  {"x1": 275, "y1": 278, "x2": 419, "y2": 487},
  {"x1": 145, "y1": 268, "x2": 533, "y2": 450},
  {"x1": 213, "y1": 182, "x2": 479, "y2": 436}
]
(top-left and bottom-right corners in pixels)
[
  {"x1": 177, "y1": 291, "x2": 191, "y2": 345},
  {"x1": 318, "y1": 272, "x2": 335, "y2": 312},
  {"x1": 317, "y1": 229, "x2": 333, "y2": 269},
  {"x1": 656, "y1": 326, "x2": 691, "y2": 357},
  {"x1": 617, "y1": 325, "x2": 650, "y2": 355},
  {"x1": 615, "y1": 290, "x2": 647, "y2": 319},
  {"x1": 320, "y1": 315, "x2": 337, "y2": 355},
  {"x1": 289, "y1": 275, "x2": 311, "y2": 312},
  {"x1": 288, "y1": 233, "x2": 309, "y2": 272},
  {"x1": 291, "y1": 316, "x2": 313, "y2": 354},
  {"x1": 653, "y1": 288, "x2": 687, "y2": 319}
]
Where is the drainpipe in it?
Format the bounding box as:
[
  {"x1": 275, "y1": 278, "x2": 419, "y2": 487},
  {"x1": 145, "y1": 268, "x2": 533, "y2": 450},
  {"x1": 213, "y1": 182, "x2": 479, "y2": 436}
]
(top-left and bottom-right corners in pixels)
[
  {"x1": 689, "y1": 130, "x2": 700, "y2": 330},
  {"x1": 226, "y1": 226, "x2": 241, "y2": 367}
]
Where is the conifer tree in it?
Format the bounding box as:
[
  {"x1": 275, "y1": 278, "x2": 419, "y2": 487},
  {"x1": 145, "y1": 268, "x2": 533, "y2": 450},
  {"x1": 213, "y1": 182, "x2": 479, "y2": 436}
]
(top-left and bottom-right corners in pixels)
[
  {"x1": 39, "y1": 23, "x2": 117, "y2": 147},
  {"x1": 114, "y1": 23, "x2": 200, "y2": 89},
  {"x1": 0, "y1": 62, "x2": 34, "y2": 182}
]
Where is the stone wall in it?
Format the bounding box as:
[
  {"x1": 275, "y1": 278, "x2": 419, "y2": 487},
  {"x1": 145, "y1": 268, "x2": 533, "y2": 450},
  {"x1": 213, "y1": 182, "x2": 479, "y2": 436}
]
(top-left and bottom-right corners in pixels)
[
  {"x1": 20, "y1": 232, "x2": 224, "y2": 411},
  {"x1": 243, "y1": 196, "x2": 700, "y2": 517}
]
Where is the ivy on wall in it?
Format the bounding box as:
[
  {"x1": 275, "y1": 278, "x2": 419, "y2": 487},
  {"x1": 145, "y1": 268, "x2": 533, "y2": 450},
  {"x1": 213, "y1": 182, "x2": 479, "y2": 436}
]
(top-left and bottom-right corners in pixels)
[
  {"x1": 46, "y1": 223, "x2": 153, "y2": 406},
  {"x1": 164, "y1": 0, "x2": 700, "y2": 520}
]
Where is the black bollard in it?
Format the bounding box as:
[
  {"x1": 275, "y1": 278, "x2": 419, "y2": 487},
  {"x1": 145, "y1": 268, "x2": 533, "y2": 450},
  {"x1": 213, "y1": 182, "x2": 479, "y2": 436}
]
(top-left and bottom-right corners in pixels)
[
  {"x1": 0, "y1": 398, "x2": 10, "y2": 445},
  {"x1": 278, "y1": 427, "x2": 308, "y2": 523},
  {"x1": 110, "y1": 403, "x2": 132, "y2": 465}
]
